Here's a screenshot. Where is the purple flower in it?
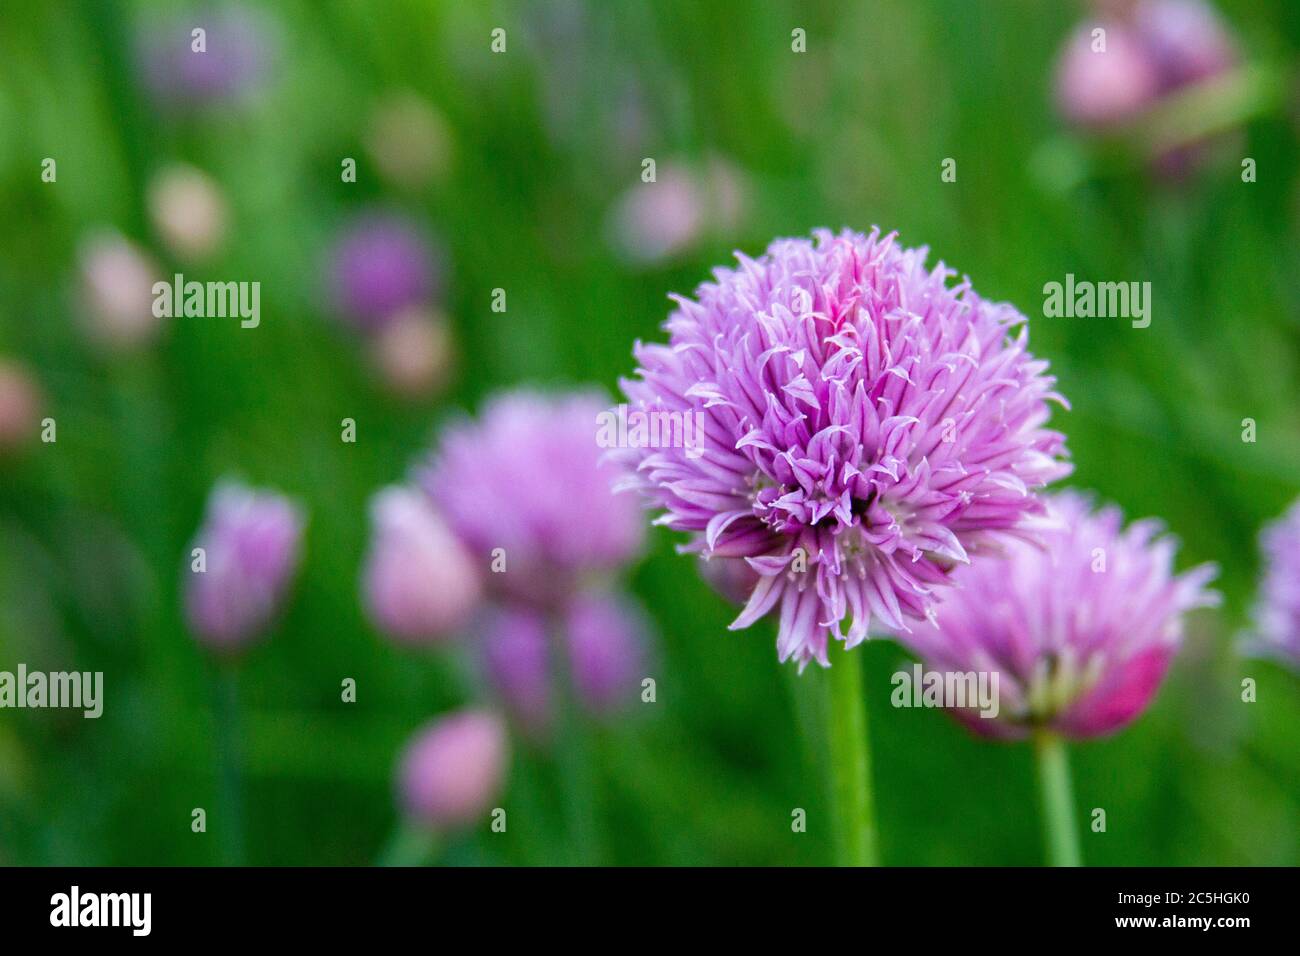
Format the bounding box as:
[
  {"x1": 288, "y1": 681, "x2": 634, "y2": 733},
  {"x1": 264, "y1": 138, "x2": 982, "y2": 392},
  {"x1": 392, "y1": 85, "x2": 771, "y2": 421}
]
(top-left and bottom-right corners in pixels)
[
  {"x1": 899, "y1": 492, "x2": 1218, "y2": 740},
  {"x1": 620, "y1": 228, "x2": 1071, "y2": 669},
  {"x1": 361, "y1": 486, "x2": 482, "y2": 647},
  {"x1": 422, "y1": 389, "x2": 645, "y2": 607},
  {"x1": 480, "y1": 605, "x2": 552, "y2": 736},
  {"x1": 325, "y1": 213, "x2": 440, "y2": 334},
  {"x1": 396, "y1": 710, "x2": 508, "y2": 831},
  {"x1": 564, "y1": 592, "x2": 648, "y2": 716},
  {"x1": 138, "y1": 5, "x2": 274, "y2": 111},
  {"x1": 184, "y1": 479, "x2": 305, "y2": 652},
  {"x1": 1244, "y1": 498, "x2": 1300, "y2": 671}
]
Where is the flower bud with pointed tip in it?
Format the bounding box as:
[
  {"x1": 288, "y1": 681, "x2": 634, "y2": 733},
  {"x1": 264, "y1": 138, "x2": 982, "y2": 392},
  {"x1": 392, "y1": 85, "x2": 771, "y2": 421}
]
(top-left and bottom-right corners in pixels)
[
  {"x1": 397, "y1": 710, "x2": 509, "y2": 831},
  {"x1": 362, "y1": 485, "x2": 481, "y2": 646},
  {"x1": 185, "y1": 480, "x2": 305, "y2": 653}
]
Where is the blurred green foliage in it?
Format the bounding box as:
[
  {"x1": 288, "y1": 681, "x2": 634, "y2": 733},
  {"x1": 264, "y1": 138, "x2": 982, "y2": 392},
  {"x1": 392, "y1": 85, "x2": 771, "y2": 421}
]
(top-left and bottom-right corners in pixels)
[{"x1": 0, "y1": 0, "x2": 1297, "y2": 865}]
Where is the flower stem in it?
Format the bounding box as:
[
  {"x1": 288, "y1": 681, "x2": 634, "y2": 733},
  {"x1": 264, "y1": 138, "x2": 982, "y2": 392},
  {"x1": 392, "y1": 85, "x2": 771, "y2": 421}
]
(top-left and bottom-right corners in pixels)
[
  {"x1": 1033, "y1": 731, "x2": 1082, "y2": 867},
  {"x1": 823, "y1": 643, "x2": 878, "y2": 866},
  {"x1": 214, "y1": 666, "x2": 245, "y2": 866}
]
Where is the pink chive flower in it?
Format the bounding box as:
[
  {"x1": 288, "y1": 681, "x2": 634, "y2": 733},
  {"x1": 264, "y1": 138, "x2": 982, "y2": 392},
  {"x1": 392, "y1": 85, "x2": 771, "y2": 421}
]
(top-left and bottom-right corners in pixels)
[
  {"x1": 185, "y1": 479, "x2": 305, "y2": 653},
  {"x1": 397, "y1": 710, "x2": 509, "y2": 831},
  {"x1": 1243, "y1": 498, "x2": 1300, "y2": 671},
  {"x1": 899, "y1": 492, "x2": 1219, "y2": 740},
  {"x1": 361, "y1": 485, "x2": 482, "y2": 647},
  {"x1": 421, "y1": 389, "x2": 645, "y2": 607},
  {"x1": 620, "y1": 228, "x2": 1071, "y2": 669},
  {"x1": 325, "y1": 212, "x2": 441, "y2": 335}
]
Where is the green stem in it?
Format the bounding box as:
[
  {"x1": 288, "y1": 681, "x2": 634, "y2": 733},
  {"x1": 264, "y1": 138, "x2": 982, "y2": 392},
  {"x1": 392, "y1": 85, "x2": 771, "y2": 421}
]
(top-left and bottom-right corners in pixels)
[
  {"x1": 1033, "y1": 731, "x2": 1082, "y2": 867},
  {"x1": 214, "y1": 666, "x2": 245, "y2": 866},
  {"x1": 376, "y1": 821, "x2": 439, "y2": 867},
  {"x1": 550, "y1": 622, "x2": 602, "y2": 866},
  {"x1": 823, "y1": 643, "x2": 878, "y2": 866}
]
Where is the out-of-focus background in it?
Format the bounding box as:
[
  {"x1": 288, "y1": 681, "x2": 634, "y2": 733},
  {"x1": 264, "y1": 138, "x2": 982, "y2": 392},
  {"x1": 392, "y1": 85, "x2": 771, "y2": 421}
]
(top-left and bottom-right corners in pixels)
[{"x1": 1, "y1": 0, "x2": 1297, "y2": 865}]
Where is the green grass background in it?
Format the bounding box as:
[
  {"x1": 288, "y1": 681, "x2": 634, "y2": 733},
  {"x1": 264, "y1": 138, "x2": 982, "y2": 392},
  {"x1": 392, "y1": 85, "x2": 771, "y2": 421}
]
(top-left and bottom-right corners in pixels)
[{"x1": 0, "y1": 0, "x2": 1297, "y2": 865}]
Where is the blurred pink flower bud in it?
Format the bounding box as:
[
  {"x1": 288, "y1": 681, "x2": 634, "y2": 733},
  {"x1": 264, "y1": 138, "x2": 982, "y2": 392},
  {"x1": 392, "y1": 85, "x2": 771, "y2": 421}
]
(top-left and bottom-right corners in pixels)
[
  {"x1": 185, "y1": 479, "x2": 305, "y2": 653},
  {"x1": 480, "y1": 605, "x2": 552, "y2": 736},
  {"x1": 362, "y1": 485, "x2": 482, "y2": 646},
  {"x1": 565, "y1": 592, "x2": 648, "y2": 716},
  {"x1": 147, "y1": 164, "x2": 229, "y2": 262},
  {"x1": 397, "y1": 710, "x2": 509, "y2": 831},
  {"x1": 0, "y1": 360, "x2": 42, "y2": 455},
  {"x1": 77, "y1": 231, "x2": 165, "y2": 350},
  {"x1": 607, "y1": 164, "x2": 703, "y2": 265},
  {"x1": 1055, "y1": 22, "x2": 1161, "y2": 127},
  {"x1": 367, "y1": 307, "x2": 454, "y2": 399},
  {"x1": 365, "y1": 91, "x2": 454, "y2": 191}
]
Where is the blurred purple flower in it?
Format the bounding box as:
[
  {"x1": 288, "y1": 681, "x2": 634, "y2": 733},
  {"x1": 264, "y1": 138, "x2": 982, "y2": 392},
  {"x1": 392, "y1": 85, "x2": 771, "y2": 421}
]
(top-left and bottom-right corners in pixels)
[
  {"x1": 138, "y1": 5, "x2": 274, "y2": 111},
  {"x1": 362, "y1": 485, "x2": 482, "y2": 647},
  {"x1": 1054, "y1": 0, "x2": 1237, "y2": 129},
  {"x1": 899, "y1": 492, "x2": 1219, "y2": 740},
  {"x1": 185, "y1": 479, "x2": 305, "y2": 653},
  {"x1": 564, "y1": 592, "x2": 647, "y2": 716},
  {"x1": 422, "y1": 389, "x2": 645, "y2": 607},
  {"x1": 325, "y1": 213, "x2": 441, "y2": 334},
  {"x1": 1244, "y1": 498, "x2": 1300, "y2": 671},
  {"x1": 620, "y1": 228, "x2": 1071, "y2": 669},
  {"x1": 396, "y1": 710, "x2": 508, "y2": 831},
  {"x1": 480, "y1": 605, "x2": 552, "y2": 736}
]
